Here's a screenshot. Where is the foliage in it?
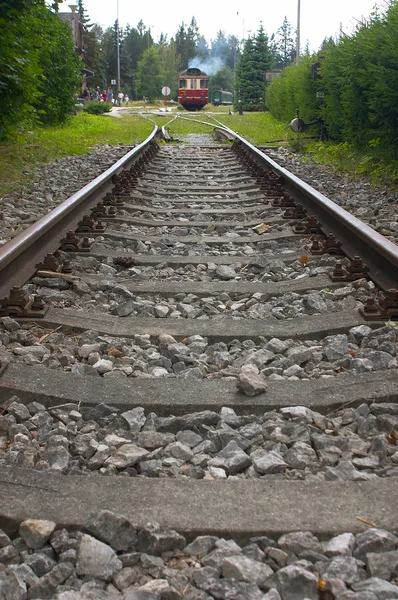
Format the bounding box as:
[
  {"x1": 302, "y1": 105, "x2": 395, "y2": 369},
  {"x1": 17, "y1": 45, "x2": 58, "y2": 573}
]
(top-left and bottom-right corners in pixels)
[
  {"x1": 272, "y1": 17, "x2": 296, "y2": 68},
  {"x1": 0, "y1": 0, "x2": 81, "y2": 139},
  {"x1": 33, "y1": 7, "x2": 82, "y2": 125},
  {"x1": 266, "y1": 54, "x2": 320, "y2": 122},
  {"x1": 136, "y1": 47, "x2": 164, "y2": 101},
  {"x1": 208, "y1": 66, "x2": 234, "y2": 97},
  {"x1": 266, "y1": 2, "x2": 398, "y2": 162},
  {"x1": 83, "y1": 101, "x2": 112, "y2": 114},
  {"x1": 235, "y1": 26, "x2": 272, "y2": 111}
]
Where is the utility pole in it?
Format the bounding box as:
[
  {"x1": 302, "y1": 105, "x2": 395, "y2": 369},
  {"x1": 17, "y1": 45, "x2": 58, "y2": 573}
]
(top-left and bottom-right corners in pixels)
[
  {"x1": 116, "y1": 0, "x2": 121, "y2": 90},
  {"x1": 296, "y1": 0, "x2": 301, "y2": 64}
]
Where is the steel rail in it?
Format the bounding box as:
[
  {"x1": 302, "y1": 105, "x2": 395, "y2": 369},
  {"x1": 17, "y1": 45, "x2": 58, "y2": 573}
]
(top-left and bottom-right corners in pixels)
[
  {"x1": 226, "y1": 131, "x2": 398, "y2": 291},
  {"x1": 0, "y1": 127, "x2": 159, "y2": 301}
]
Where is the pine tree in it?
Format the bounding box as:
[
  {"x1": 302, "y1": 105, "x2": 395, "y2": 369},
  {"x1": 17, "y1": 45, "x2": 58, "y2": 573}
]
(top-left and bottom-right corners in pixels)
[
  {"x1": 272, "y1": 17, "x2": 295, "y2": 68},
  {"x1": 235, "y1": 26, "x2": 271, "y2": 110},
  {"x1": 136, "y1": 46, "x2": 163, "y2": 101}
]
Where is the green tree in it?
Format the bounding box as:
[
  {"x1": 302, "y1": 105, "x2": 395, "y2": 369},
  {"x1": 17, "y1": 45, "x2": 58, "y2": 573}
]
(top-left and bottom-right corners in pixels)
[
  {"x1": 272, "y1": 17, "x2": 295, "y2": 68},
  {"x1": 0, "y1": 0, "x2": 81, "y2": 138},
  {"x1": 33, "y1": 6, "x2": 82, "y2": 124},
  {"x1": 77, "y1": 0, "x2": 103, "y2": 90},
  {"x1": 136, "y1": 46, "x2": 163, "y2": 101},
  {"x1": 158, "y1": 38, "x2": 179, "y2": 99},
  {"x1": 101, "y1": 24, "x2": 118, "y2": 89},
  {"x1": 208, "y1": 66, "x2": 234, "y2": 96},
  {"x1": 235, "y1": 26, "x2": 272, "y2": 110},
  {"x1": 175, "y1": 20, "x2": 197, "y2": 70}
]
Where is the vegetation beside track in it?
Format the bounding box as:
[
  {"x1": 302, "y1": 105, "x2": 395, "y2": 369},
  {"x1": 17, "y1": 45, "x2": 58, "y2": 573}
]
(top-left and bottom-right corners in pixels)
[{"x1": 1, "y1": 108, "x2": 397, "y2": 197}]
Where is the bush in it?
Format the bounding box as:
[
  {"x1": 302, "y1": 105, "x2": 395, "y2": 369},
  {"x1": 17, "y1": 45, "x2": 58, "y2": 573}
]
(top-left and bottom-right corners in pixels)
[{"x1": 83, "y1": 102, "x2": 112, "y2": 115}]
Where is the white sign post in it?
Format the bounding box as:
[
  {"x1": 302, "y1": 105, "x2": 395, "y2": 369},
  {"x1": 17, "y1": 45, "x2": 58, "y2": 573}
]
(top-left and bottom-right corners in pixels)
[{"x1": 161, "y1": 86, "x2": 171, "y2": 111}]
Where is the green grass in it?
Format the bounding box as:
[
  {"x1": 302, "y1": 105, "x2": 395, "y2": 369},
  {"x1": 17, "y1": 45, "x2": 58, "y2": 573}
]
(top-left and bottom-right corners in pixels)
[
  {"x1": 0, "y1": 112, "x2": 155, "y2": 195},
  {"x1": 2, "y1": 107, "x2": 396, "y2": 196}
]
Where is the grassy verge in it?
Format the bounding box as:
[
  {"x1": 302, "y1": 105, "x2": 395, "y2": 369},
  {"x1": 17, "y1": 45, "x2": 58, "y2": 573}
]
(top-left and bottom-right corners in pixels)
[
  {"x1": 1, "y1": 107, "x2": 396, "y2": 196},
  {"x1": 300, "y1": 140, "x2": 398, "y2": 186},
  {"x1": 0, "y1": 112, "x2": 155, "y2": 195}
]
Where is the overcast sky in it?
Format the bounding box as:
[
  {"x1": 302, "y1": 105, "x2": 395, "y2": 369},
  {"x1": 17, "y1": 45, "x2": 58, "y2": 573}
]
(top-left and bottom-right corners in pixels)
[{"x1": 59, "y1": 0, "x2": 386, "y2": 52}]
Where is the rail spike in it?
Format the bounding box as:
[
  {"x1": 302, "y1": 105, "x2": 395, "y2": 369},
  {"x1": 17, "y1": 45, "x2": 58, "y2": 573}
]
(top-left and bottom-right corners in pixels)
[
  {"x1": 360, "y1": 289, "x2": 398, "y2": 321},
  {"x1": 330, "y1": 255, "x2": 369, "y2": 282},
  {"x1": 60, "y1": 231, "x2": 93, "y2": 253},
  {"x1": 35, "y1": 253, "x2": 61, "y2": 273},
  {"x1": 0, "y1": 287, "x2": 48, "y2": 318}
]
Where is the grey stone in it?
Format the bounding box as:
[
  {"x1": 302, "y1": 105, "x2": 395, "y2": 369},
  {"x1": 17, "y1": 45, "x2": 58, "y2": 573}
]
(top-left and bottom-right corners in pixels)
[
  {"x1": 323, "y1": 461, "x2": 357, "y2": 481},
  {"x1": 337, "y1": 593, "x2": 378, "y2": 600},
  {"x1": 263, "y1": 591, "x2": 282, "y2": 600},
  {"x1": 208, "y1": 440, "x2": 251, "y2": 475},
  {"x1": 123, "y1": 592, "x2": 161, "y2": 600},
  {"x1": 198, "y1": 577, "x2": 264, "y2": 600},
  {"x1": 366, "y1": 351, "x2": 396, "y2": 370},
  {"x1": 324, "y1": 334, "x2": 348, "y2": 361},
  {"x1": 354, "y1": 529, "x2": 398, "y2": 560},
  {"x1": 137, "y1": 579, "x2": 181, "y2": 599},
  {"x1": 286, "y1": 346, "x2": 312, "y2": 364},
  {"x1": 221, "y1": 553, "x2": 273, "y2": 585},
  {"x1": 324, "y1": 533, "x2": 356, "y2": 557},
  {"x1": 25, "y1": 552, "x2": 56, "y2": 576},
  {"x1": 215, "y1": 265, "x2": 236, "y2": 280},
  {"x1": 0, "y1": 544, "x2": 19, "y2": 564},
  {"x1": 351, "y1": 577, "x2": 398, "y2": 599},
  {"x1": 104, "y1": 444, "x2": 149, "y2": 469},
  {"x1": 84, "y1": 510, "x2": 138, "y2": 551},
  {"x1": 278, "y1": 532, "x2": 322, "y2": 555},
  {"x1": 76, "y1": 533, "x2": 122, "y2": 580},
  {"x1": 92, "y1": 359, "x2": 114, "y2": 374},
  {"x1": 323, "y1": 555, "x2": 358, "y2": 584},
  {"x1": 120, "y1": 407, "x2": 146, "y2": 432},
  {"x1": 284, "y1": 442, "x2": 317, "y2": 469},
  {"x1": 251, "y1": 449, "x2": 287, "y2": 475},
  {"x1": 46, "y1": 446, "x2": 70, "y2": 473},
  {"x1": 136, "y1": 523, "x2": 186, "y2": 555},
  {"x1": 272, "y1": 565, "x2": 318, "y2": 600},
  {"x1": 366, "y1": 550, "x2": 398, "y2": 580},
  {"x1": 236, "y1": 369, "x2": 267, "y2": 397},
  {"x1": 0, "y1": 571, "x2": 27, "y2": 600},
  {"x1": 28, "y1": 563, "x2": 74, "y2": 599},
  {"x1": 19, "y1": 519, "x2": 56, "y2": 549},
  {"x1": 184, "y1": 536, "x2": 218, "y2": 557}
]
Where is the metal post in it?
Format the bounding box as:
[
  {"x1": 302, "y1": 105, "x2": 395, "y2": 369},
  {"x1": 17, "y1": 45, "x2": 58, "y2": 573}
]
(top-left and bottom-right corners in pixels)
[
  {"x1": 296, "y1": 0, "x2": 301, "y2": 64},
  {"x1": 116, "y1": 0, "x2": 121, "y2": 91}
]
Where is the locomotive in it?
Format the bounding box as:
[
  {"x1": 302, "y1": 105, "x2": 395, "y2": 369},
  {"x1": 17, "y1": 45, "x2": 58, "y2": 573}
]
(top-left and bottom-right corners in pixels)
[
  {"x1": 211, "y1": 89, "x2": 233, "y2": 106},
  {"x1": 178, "y1": 67, "x2": 208, "y2": 111}
]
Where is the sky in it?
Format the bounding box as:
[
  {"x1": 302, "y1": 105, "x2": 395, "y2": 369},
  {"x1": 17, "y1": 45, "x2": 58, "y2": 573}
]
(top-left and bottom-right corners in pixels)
[{"x1": 59, "y1": 0, "x2": 387, "y2": 52}]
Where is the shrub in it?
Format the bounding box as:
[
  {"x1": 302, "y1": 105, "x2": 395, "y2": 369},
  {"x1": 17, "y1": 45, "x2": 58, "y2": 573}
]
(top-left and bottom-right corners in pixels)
[{"x1": 83, "y1": 102, "x2": 112, "y2": 115}]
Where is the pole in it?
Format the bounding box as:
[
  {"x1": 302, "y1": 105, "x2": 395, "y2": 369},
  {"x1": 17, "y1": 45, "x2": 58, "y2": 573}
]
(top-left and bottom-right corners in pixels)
[
  {"x1": 116, "y1": 0, "x2": 121, "y2": 91},
  {"x1": 296, "y1": 0, "x2": 301, "y2": 64}
]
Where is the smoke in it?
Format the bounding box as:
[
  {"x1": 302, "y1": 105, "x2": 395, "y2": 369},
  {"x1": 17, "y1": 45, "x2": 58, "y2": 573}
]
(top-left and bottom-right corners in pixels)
[{"x1": 188, "y1": 56, "x2": 225, "y2": 76}]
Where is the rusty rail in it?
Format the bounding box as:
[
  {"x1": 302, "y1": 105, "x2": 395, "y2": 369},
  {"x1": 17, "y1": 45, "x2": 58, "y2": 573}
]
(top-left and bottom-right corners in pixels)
[
  {"x1": 231, "y1": 135, "x2": 398, "y2": 292},
  {"x1": 0, "y1": 127, "x2": 159, "y2": 301}
]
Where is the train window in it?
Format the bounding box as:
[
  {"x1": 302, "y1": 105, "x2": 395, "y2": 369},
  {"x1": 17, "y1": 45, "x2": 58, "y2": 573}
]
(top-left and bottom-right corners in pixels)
[
  {"x1": 179, "y1": 79, "x2": 187, "y2": 89},
  {"x1": 200, "y1": 79, "x2": 208, "y2": 89},
  {"x1": 190, "y1": 79, "x2": 197, "y2": 89}
]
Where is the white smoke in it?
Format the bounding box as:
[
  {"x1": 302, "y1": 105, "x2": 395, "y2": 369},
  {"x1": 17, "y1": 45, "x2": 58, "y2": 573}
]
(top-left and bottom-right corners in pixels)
[{"x1": 188, "y1": 56, "x2": 225, "y2": 75}]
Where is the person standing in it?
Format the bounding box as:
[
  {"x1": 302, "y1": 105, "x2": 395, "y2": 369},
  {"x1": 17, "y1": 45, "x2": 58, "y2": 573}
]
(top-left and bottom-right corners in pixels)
[
  {"x1": 118, "y1": 90, "x2": 124, "y2": 106},
  {"x1": 106, "y1": 86, "x2": 114, "y2": 103}
]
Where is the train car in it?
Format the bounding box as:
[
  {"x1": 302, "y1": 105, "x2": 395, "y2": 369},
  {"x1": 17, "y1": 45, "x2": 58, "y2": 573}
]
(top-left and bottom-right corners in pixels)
[
  {"x1": 211, "y1": 89, "x2": 234, "y2": 106},
  {"x1": 178, "y1": 67, "x2": 208, "y2": 111}
]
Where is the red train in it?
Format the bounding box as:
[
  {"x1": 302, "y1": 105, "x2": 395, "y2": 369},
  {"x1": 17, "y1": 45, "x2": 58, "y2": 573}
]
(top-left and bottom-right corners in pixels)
[{"x1": 178, "y1": 67, "x2": 208, "y2": 111}]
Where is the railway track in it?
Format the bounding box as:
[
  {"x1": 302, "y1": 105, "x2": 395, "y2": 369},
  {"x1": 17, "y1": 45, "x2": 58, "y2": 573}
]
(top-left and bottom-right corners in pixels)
[{"x1": 0, "y1": 129, "x2": 398, "y2": 599}]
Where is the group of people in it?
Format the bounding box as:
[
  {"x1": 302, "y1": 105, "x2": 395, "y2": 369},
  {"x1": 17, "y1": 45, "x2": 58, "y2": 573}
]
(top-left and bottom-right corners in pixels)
[{"x1": 81, "y1": 86, "x2": 129, "y2": 105}]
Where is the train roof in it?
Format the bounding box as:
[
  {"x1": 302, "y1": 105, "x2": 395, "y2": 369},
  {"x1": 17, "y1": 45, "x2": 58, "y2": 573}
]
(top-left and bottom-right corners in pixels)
[{"x1": 179, "y1": 68, "x2": 207, "y2": 77}]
